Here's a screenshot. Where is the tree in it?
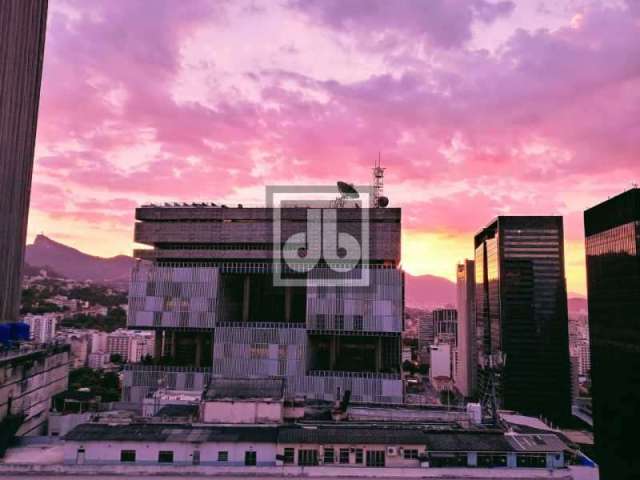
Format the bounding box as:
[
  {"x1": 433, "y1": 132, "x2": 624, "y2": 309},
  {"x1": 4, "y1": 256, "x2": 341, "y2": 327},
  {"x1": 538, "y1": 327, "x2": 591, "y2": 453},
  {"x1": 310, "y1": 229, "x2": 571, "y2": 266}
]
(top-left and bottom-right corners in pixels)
[{"x1": 110, "y1": 353, "x2": 123, "y2": 364}]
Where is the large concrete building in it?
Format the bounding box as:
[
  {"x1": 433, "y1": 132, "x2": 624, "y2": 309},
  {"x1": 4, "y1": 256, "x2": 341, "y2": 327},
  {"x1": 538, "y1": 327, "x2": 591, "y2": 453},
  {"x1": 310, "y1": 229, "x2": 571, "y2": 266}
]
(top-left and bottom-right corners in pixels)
[
  {"x1": 0, "y1": 344, "x2": 70, "y2": 437},
  {"x1": 0, "y1": 0, "x2": 48, "y2": 323},
  {"x1": 455, "y1": 260, "x2": 476, "y2": 398},
  {"x1": 584, "y1": 188, "x2": 640, "y2": 480},
  {"x1": 474, "y1": 217, "x2": 571, "y2": 424},
  {"x1": 123, "y1": 203, "x2": 404, "y2": 404}
]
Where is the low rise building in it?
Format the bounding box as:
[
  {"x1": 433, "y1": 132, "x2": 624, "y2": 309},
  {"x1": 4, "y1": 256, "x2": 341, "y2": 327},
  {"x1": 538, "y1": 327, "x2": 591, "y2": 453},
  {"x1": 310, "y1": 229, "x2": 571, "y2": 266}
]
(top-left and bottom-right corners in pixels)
[
  {"x1": 199, "y1": 378, "x2": 285, "y2": 424},
  {"x1": 63, "y1": 422, "x2": 568, "y2": 470}
]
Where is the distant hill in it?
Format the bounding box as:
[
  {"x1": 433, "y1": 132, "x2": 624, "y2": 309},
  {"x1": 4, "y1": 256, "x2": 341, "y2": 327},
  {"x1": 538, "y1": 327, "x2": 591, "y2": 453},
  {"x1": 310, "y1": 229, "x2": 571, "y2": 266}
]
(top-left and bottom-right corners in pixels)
[
  {"x1": 404, "y1": 273, "x2": 456, "y2": 309},
  {"x1": 25, "y1": 234, "x2": 133, "y2": 287}
]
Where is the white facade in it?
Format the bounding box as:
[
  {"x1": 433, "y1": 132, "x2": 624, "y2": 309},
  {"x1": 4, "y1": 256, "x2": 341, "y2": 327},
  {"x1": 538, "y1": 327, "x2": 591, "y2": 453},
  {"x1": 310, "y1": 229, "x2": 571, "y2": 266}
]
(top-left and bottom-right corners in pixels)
[
  {"x1": 87, "y1": 352, "x2": 110, "y2": 369},
  {"x1": 200, "y1": 400, "x2": 283, "y2": 424},
  {"x1": 402, "y1": 346, "x2": 412, "y2": 363},
  {"x1": 455, "y1": 260, "x2": 476, "y2": 397},
  {"x1": 64, "y1": 440, "x2": 277, "y2": 466},
  {"x1": 89, "y1": 331, "x2": 108, "y2": 354},
  {"x1": 106, "y1": 329, "x2": 154, "y2": 362},
  {"x1": 23, "y1": 313, "x2": 58, "y2": 343},
  {"x1": 429, "y1": 343, "x2": 452, "y2": 381}
]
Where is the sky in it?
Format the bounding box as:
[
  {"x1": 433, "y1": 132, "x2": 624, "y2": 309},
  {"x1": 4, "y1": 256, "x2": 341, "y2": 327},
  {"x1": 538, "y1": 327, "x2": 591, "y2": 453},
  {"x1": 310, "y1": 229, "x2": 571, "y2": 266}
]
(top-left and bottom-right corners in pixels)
[{"x1": 29, "y1": 0, "x2": 640, "y2": 295}]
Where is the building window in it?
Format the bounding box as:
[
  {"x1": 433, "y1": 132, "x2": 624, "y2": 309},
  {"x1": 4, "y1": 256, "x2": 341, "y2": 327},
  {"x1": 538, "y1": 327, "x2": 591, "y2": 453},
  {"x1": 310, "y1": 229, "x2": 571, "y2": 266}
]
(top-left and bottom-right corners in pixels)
[
  {"x1": 339, "y1": 448, "x2": 350, "y2": 464},
  {"x1": 316, "y1": 314, "x2": 326, "y2": 330},
  {"x1": 353, "y1": 315, "x2": 363, "y2": 331},
  {"x1": 335, "y1": 315, "x2": 344, "y2": 330},
  {"x1": 298, "y1": 449, "x2": 318, "y2": 466},
  {"x1": 477, "y1": 454, "x2": 507, "y2": 468},
  {"x1": 217, "y1": 451, "x2": 228, "y2": 462},
  {"x1": 517, "y1": 454, "x2": 547, "y2": 468},
  {"x1": 323, "y1": 447, "x2": 335, "y2": 464},
  {"x1": 250, "y1": 343, "x2": 268, "y2": 359},
  {"x1": 120, "y1": 450, "x2": 136, "y2": 463},
  {"x1": 192, "y1": 450, "x2": 200, "y2": 465},
  {"x1": 354, "y1": 449, "x2": 363, "y2": 464},
  {"x1": 366, "y1": 450, "x2": 385, "y2": 467},
  {"x1": 158, "y1": 451, "x2": 174, "y2": 463},
  {"x1": 245, "y1": 451, "x2": 257, "y2": 466},
  {"x1": 429, "y1": 453, "x2": 467, "y2": 467},
  {"x1": 403, "y1": 449, "x2": 419, "y2": 459},
  {"x1": 283, "y1": 448, "x2": 295, "y2": 464}
]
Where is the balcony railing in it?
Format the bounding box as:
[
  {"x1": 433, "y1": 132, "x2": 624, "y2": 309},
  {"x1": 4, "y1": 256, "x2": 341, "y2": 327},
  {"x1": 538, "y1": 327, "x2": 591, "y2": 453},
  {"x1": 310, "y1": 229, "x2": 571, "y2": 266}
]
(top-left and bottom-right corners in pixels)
[{"x1": 307, "y1": 370, "x2": 401, "y2": 380}]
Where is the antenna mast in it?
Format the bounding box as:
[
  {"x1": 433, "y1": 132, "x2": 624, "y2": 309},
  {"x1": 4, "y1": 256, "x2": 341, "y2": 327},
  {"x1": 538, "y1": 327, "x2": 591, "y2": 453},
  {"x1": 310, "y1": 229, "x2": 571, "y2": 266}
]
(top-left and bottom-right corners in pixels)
[{"x1": 372, "y1": 152, "x2": 385, "y2": 207}]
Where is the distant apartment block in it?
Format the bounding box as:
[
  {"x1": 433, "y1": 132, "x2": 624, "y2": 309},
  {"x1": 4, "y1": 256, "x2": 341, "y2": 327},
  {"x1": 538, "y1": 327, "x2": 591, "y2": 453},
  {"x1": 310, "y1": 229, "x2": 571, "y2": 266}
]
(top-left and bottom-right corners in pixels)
[
  {"x1": 124, "y1": 203, "x2": 404, "y2": 404},
  {"x1": 455, "y1": 260, "x2": 476, "y2": 398},
  {"x1": 23, "y1": 313, "x2": 58, "y2": 343},
  {"x1": 474, "y1": 217, "x2": 571, "y2": 423},
  {"x1": 106, "y1": 329, "x2": 154, "y2": 363},
  {"x1": 0, "y1": 1, "x2": 48, "y2": 323},
  {"x1": 432, "y1": 308, "x2": 457, "y2": 346},
  {"x1": 584, "y1": 187, "x2": 640, "y2": 480}
]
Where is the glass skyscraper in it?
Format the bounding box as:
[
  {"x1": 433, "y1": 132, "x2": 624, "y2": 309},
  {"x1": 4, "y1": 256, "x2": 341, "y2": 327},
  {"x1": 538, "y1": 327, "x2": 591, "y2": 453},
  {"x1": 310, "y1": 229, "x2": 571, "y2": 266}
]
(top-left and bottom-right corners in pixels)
[
  {"x1": 584, "y1": 188, "x2": 640, "y2": 480},
  {"x1": 474, "y1": 216, "x2": 571, "y2": 423}
]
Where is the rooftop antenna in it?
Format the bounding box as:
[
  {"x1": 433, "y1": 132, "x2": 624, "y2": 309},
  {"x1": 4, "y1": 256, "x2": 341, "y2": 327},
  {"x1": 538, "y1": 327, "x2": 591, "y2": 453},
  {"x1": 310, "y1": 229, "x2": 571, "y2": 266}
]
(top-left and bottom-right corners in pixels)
[{"x1": 372, "y1": 152, "x2": 388, "y2": 208}]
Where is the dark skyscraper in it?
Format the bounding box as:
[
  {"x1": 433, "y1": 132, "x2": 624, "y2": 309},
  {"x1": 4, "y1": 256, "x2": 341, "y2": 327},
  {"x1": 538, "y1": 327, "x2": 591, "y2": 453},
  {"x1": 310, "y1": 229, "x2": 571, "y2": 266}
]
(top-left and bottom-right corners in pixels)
[
  {"x1": 584, "y1": 188, "x2": 640, "y2": 480},
  {"x1": 474, "y1": 216, "x2": 571, "y2": 423},
  {"x1": 0, "y1": 1, "x2": 48, "y2": 322}
]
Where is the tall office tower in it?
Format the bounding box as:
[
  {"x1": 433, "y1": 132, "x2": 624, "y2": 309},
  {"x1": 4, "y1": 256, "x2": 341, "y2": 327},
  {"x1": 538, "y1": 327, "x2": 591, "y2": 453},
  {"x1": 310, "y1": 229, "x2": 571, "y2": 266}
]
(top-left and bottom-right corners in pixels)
[
  {"x1": 124, "y1": 203, "x2": 404, "y2": 404},
  {"x1": 456, "y1": 260, "x2": 476, "y2": 398},
  {"x1": 0, "y1": 1, "x2": 48, "y2": 323},
  {"x1": 417, "y1": 311, "x2": 434, "y2": 364},
  {"x1": 584, "y1": 188, "x2": 640, "y2": 480},
  {"x1": 432, "y1": 308, "x2": 457, "y2": 346},
  {"x1": 474, "y1": 217, "x2": 571, "y2": 423}
]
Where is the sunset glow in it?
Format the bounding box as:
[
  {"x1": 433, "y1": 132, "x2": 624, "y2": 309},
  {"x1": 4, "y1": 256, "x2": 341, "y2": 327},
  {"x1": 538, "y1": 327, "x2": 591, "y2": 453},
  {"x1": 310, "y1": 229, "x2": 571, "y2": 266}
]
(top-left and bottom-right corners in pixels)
[{"x1": 28, "y1": 0, "x2": 640, "y2": 295}]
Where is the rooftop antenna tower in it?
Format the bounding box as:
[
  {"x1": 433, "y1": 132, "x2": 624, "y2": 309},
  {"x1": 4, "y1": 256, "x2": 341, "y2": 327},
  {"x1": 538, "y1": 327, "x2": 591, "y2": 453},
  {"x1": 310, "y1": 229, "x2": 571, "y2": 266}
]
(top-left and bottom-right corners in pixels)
[
  {"x1": 372, "y1": 153, "x2": 387, "y2": 208},
  {"x1": 480, "y1": 351, "x2": 506, "y2": 426}
]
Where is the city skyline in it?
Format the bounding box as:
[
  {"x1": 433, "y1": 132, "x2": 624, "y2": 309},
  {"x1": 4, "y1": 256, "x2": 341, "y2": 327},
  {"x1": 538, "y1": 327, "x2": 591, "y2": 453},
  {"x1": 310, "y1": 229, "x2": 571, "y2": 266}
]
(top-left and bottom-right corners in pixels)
[{"x1": 27, "y1": 0, "x2": 640, "y2": 295}]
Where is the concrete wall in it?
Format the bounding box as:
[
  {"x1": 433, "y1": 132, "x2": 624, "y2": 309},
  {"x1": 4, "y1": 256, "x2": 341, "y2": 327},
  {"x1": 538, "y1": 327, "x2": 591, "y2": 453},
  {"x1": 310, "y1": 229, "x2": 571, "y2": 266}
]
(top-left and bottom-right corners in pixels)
[
  {"x1": 63, "y1": 440, "x2": 277, "y2": 466},
  {"x1": 121, "y1": 365, "x2": 211, "y2": 403},
  {"x1": 133, "y1": 207, "x2": 401, "y2": 264},
  {"x1": 0, "y1": 347, "x2": 70, "y2": 436},
  {"x1": 48, "y1": 412, "x2": 92, "y2": 437},
  {"x1": 201, "y1": 400, "x2": 282, "y2": 424}
]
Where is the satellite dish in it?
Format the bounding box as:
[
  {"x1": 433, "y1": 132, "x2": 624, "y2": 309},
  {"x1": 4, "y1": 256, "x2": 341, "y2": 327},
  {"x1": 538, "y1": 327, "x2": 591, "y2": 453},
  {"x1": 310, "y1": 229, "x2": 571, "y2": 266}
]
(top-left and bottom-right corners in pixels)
[
  {"x1": 337, "y1": 181, "x2": 359, "y2": 198},
  {"x1": 377, "y1": 196, "x2": 389, "y2": 208}
]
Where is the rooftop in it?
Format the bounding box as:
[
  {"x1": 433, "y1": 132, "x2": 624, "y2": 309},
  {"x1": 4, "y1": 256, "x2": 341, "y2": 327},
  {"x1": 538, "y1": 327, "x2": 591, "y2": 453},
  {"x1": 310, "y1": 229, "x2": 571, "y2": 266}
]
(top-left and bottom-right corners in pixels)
[
  {"x1": 204, "y1": 378, "x2": 285, "y2": 401},
  {"x1": 65, "y1": 422, "x2": 567, "y2": 454}
]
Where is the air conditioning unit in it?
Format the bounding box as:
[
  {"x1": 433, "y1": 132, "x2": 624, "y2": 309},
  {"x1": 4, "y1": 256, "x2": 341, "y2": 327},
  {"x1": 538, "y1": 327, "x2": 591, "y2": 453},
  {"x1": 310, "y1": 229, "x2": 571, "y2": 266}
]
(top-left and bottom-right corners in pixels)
[{"x1": 387, "y1": 446, "x2": 398, "y2": 456}]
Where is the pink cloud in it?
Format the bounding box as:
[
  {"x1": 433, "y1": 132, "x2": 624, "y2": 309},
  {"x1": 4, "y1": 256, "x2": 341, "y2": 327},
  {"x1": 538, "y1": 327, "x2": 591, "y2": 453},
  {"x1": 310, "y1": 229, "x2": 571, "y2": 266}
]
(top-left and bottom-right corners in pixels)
[{"x1": 29, "y1": 0, "x2": 640, "y2": 293}]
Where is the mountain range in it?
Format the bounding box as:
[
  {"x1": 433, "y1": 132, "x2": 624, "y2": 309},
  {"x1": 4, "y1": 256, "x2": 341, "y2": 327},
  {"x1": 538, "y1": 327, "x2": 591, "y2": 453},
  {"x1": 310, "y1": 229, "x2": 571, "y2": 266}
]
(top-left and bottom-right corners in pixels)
[
  {"x1": 24, "y1": 234, "x2": 587, "y2": 310},
  {"x1": 25, "y1": 234, "x2": 134, "y2": 287}
]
